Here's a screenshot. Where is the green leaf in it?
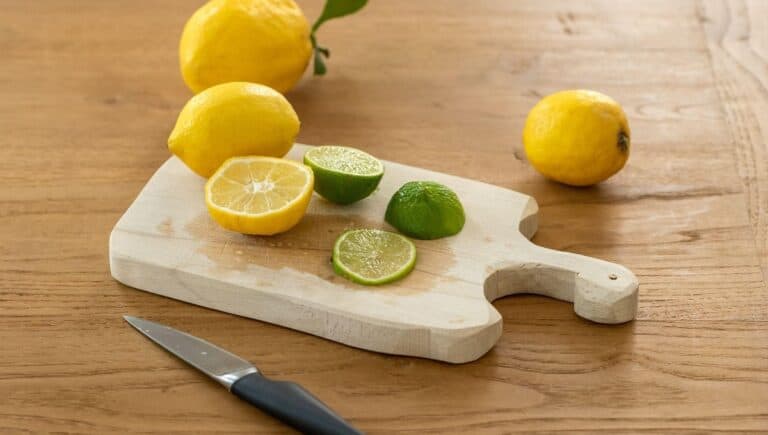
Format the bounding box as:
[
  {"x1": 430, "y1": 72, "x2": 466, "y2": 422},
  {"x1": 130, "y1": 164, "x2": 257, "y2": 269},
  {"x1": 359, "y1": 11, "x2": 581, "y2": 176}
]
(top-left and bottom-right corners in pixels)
[
  {"x1": 310, "y1": 0, "x2": 367, "y2": 76},
  {"x1": 312, "y1": 0, "x2": 368, "y2": 32}
]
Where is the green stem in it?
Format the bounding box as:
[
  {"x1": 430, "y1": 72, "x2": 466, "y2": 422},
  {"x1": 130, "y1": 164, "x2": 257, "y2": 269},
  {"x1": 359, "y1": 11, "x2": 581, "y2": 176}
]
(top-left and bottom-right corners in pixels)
[{"x1": 309, "y1": 0, "x2": 368, "y2": 76}]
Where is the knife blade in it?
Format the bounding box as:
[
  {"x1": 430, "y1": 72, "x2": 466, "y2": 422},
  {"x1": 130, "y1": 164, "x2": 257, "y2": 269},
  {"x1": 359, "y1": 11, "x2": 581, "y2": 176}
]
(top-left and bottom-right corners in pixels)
[{"x1": 124, "y1": 316, "x2": 363, "y2": 435}]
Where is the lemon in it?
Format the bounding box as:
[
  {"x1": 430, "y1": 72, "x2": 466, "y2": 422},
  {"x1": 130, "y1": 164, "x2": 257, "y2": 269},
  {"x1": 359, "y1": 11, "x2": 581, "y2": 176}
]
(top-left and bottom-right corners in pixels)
[
  {"x1": 303, "y1": 146, "x2": 384, "y2": 205},
  {"x1": 179, "y1": 0, "x2": 312, "y2": 94},
  {"x1": 168, "y1": 82, "x2": 300, "y2": 178},
  {"x1": 385, "y1": 181, "x2": 465, "y2": 240},
  {"x1": 205, "y1": 156, "x2": 314, "y2": 235},
  {"x1": 332, "y1": 229, "x2": 417, "y2": 285},
  {"x1": 523, "y1": 90, "x2": 631, "y2": 186}
]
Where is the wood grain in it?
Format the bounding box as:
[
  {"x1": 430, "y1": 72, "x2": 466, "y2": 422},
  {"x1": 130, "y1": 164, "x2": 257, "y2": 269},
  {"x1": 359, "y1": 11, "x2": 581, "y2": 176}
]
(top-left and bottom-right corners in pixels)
[
  {"x1": 0, "y1": 0, "x2": 766, "y2": 433},
  {"x1": 700, "y1": 0, "x2": 768, "y2": 284}
]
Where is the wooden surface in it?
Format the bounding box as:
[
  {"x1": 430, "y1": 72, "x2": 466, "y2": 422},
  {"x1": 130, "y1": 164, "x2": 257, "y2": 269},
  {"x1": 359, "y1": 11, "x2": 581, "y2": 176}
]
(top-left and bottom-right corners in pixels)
[
  {"x1": 110, "y1": 145, "x2": 637, "y2": 363},
  {"x1": 1, "y1": 0, "x2": 766, "y2": 432}
]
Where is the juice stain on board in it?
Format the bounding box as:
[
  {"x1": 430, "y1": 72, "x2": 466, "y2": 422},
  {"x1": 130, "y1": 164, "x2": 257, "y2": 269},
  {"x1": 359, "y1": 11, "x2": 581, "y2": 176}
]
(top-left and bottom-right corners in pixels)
[{"x1": 183, "y1": 212, "x2": 459, "y2": 295}]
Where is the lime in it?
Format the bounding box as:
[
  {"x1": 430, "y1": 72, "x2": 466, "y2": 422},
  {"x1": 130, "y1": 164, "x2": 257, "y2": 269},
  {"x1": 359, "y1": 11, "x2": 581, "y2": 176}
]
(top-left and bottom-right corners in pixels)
[
  {"x1": 385, "y1": 181, "x2": 465, "y2": 240},
  {"x1": 303, "y1": 146, "x2": 384, "y2": 204},
  {"x1": 332, "y1": 229, "x2": 416, "y2": 285}
]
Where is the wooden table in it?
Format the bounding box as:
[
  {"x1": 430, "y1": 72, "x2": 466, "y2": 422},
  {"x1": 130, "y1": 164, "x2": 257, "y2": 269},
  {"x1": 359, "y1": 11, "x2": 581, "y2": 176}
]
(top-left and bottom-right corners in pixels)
[{"x1": 2, "y1": 0, "x2": 766, "y2": 433}]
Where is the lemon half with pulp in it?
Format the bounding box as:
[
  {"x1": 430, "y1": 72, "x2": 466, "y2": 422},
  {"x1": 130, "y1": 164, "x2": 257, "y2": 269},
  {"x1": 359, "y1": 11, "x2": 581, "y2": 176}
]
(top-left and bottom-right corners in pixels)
[{"x1": 205, "y1": 156, "x2": 314, "y2": 235}]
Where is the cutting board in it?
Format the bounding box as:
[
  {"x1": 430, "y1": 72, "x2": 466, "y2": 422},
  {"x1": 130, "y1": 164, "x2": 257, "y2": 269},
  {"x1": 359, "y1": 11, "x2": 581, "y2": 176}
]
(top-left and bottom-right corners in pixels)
[{"x1": 110, "y1": 144, "x2": 638, "y2": 363}]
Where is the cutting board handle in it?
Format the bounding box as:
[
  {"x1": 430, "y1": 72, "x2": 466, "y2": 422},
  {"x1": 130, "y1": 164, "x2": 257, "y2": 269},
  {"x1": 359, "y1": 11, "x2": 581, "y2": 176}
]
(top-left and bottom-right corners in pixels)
[{"x1": 485, "y1": 241, "x2": 638, "y2": 324}]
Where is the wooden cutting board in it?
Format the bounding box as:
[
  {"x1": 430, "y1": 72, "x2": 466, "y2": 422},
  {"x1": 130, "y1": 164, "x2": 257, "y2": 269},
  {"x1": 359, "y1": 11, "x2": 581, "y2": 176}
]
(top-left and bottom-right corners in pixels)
[{"x1": 110, "y1": 144, "x2": 638, "y2": 363}]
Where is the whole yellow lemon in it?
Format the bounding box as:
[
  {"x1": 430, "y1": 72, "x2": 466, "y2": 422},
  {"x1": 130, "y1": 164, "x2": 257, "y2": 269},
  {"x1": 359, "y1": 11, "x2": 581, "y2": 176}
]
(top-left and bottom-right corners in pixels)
[
  {"x1": 168, "y1": 82, "x2": 300, "y2": 178},
  {"x1": 179, "y1": 0, "x2": 312, "y2": 94},
  {"x1": 523, "y1": 90, "x2": 630, "y2": 186}
]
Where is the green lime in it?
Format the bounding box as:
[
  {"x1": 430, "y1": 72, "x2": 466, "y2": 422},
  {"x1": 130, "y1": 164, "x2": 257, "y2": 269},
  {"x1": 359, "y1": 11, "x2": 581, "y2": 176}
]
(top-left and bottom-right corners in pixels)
[
  {"x1": 385, "y1": 181, "x2": 465, "y2": 240},
  {"x1": 303, "y1": 146, "x2": 384, "y2": 205},
  {"x1": 332, "y1": 229, "x2": 417, "y2": 285}
]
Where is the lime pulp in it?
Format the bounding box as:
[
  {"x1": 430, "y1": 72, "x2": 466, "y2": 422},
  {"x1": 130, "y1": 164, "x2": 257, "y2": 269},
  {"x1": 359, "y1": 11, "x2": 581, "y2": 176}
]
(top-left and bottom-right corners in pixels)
[{"x1": 332, "y1": 229, "x2": 416, "y2": 285}]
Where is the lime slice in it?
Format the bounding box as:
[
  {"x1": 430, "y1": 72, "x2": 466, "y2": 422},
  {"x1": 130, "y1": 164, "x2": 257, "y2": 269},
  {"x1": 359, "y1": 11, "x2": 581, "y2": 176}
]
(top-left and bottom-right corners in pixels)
[
  {"x1": 304, "y1": 146, "x2": 384, "y2": 204},
  {"x1": 332, "y1": 229, "x2": 417, "y2": 285},
  {"x1": 385, "y1": 181, "x2": 465, "y2": 240}
]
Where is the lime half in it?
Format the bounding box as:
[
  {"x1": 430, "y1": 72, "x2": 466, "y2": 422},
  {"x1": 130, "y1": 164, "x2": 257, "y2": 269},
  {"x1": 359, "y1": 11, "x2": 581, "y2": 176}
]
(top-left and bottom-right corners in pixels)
[
  {"x1": 385, "y1": 181, "x2": 465, "y2": 240},
  {"x1": 332, "y1": 229, "x2": 416, "y2": 285},
  {"x1": 304, "y1": 146, "x2": 384, "y2": 204}
]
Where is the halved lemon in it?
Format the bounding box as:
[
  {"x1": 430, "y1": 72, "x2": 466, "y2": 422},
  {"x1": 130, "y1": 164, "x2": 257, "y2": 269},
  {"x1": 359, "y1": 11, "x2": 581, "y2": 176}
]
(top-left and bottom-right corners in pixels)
[{"x1": 205, "y1": 156, "x2": 314, "y2": 235}]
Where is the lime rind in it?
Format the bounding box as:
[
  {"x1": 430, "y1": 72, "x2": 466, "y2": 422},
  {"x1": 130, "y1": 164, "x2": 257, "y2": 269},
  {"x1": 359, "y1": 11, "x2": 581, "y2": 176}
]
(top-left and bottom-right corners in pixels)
[
  {"x1": 385, "y1": 181, "x2": 465, "y2": 240},
  {"x1": 332, "y1": 229, "x2": 416, "y2": 285}
]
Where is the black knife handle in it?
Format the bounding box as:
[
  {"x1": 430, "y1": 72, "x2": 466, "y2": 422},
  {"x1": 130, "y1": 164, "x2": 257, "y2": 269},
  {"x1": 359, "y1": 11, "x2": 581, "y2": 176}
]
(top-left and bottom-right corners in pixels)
[{"x1": 230, "y1": 372, "x2": 363, "y2": 435}]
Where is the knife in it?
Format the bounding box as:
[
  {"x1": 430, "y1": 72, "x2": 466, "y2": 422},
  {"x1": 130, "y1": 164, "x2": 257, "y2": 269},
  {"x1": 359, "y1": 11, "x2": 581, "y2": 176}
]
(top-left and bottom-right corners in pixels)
[{"x1": 123, "y1": 316, "x2": 363, "y2": 435}]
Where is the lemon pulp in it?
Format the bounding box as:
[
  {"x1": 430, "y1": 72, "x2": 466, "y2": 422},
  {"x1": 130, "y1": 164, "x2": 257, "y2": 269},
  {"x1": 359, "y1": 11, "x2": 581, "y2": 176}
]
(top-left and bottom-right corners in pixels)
[{"x1": 205, "y1": 156, "x2": 314, "y2": 235}]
